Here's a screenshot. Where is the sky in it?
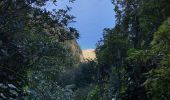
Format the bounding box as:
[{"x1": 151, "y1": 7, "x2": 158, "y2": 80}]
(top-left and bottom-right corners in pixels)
[{"x1": 46, "y1": 0, "x2": 115, "y2": 50}]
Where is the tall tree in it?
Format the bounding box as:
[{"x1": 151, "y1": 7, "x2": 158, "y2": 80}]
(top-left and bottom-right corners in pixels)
[{"x1": 0, "y1": 0, "x2": 78, "y2": 99}]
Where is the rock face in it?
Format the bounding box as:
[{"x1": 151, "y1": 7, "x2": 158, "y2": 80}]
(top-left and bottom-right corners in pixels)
[
  {"x1": 82, "y1": 49, "x2": 96, "y2": 61},
  {"x1": 64, "y1": 39, "x2": 84, "y2": 64},
  {"x1": 64, "y1": 40, "x2": 96, "y2": 62}
]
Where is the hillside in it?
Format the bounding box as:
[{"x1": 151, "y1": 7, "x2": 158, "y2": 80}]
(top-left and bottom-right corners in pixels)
[
  {"x1": 82, "y1": 49, "x2": 96, "y2": 60},
  {"x1": 64, "y1": 39, "x2": 84, "y2": 63}
]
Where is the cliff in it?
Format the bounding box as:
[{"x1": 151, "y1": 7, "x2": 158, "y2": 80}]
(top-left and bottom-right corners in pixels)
[
  {"x1": 64, "y1": 39, "x2": 84, "y2": 65},
  {"x1": 82, "y1": 49, "x2": 96, "y2": 61}
]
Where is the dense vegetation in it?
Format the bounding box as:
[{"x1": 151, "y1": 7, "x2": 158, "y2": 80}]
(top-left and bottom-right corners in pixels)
[
  {"x1": 0, "y1": 0, "x2": 80, "y2": 99},
  {"x1": 94, "y1": 0, "x2": 170, "y2": 100},
  {"x1": 0, "y1": 0, "x2": 170, "y2": 100}
]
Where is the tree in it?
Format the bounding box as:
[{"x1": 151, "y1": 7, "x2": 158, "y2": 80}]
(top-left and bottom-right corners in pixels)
[
  {"x1": 94, "y1": 0, "x2": 170, "y2": 99},
  {"x1": 144, "y1": 18, "x2": 170, "y2": 100},
  {"x1": 0, "y1": 0, "x2": 79, "y2": 99}
]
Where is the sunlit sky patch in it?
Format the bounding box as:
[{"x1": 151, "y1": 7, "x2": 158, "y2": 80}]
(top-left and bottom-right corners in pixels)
[{"x1": 46, "y1": 0, "x2": 115, "y2": 50}]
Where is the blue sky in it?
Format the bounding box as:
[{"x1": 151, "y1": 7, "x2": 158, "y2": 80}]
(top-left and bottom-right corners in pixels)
[{"x1": 46, "y1": 0, "x2": 115, "y2": 50}]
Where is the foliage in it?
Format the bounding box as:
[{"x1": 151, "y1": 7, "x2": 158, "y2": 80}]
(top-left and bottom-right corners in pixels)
[
  {"x1": 86, "y1": 85, "x2": 101, "y2": 100},
  {"x1": 1, "y1": 0, "x2": 170, "y2": 99},
  {"x1": 0, "y1": 0, "x2": 79, "y2": 99},
  {"x1": 144, "y1": 19, "x2": 170, "y2": 100},
  {"x1": 94, "y1": 0, "x2": 170, "y2": 100}
]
